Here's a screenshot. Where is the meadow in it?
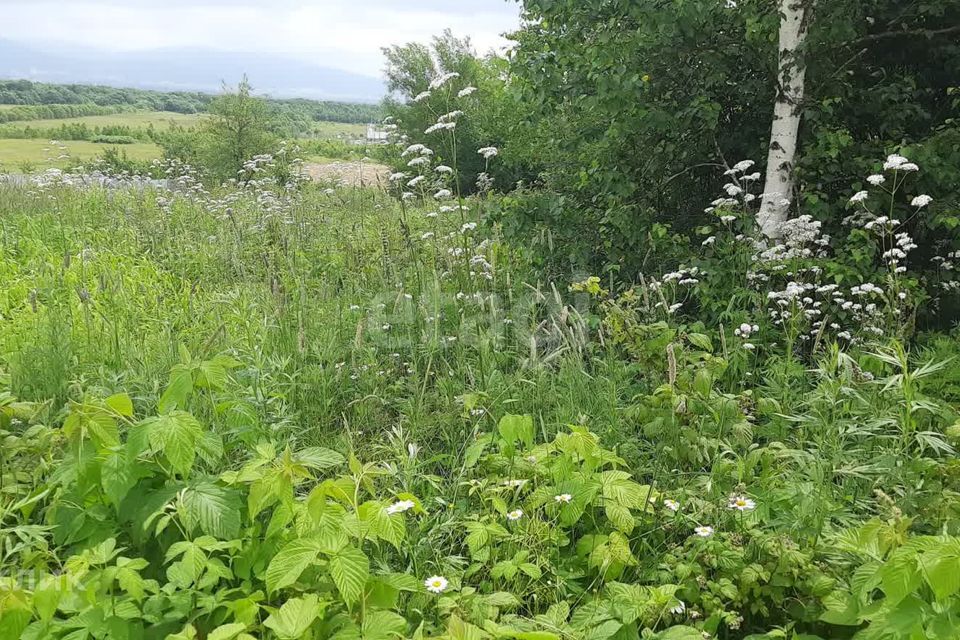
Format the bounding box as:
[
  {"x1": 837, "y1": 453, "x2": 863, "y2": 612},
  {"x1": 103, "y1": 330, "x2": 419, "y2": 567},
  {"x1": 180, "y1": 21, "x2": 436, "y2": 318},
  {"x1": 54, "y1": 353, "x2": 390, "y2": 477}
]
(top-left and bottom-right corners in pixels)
[
  {"x1": 1, "y1": 138, "x2": 959, "y2": 640},
  {"x1": 0, "y1": 111, "x2": 206, "y2": 130},
  {"x1": 1, "y1": 2, "x2": 959, "y2": 639},
  {"x1": 0, "y1": 138, "x2": 162, "y2": 170}
]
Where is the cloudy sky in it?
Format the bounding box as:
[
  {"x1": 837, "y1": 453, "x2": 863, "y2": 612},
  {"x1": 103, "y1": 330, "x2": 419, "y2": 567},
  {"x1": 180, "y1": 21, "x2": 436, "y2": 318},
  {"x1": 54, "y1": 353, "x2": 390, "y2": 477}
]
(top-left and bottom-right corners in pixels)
[{"x1": 1, "y1": 0, "x2": 521, "y2": 78}]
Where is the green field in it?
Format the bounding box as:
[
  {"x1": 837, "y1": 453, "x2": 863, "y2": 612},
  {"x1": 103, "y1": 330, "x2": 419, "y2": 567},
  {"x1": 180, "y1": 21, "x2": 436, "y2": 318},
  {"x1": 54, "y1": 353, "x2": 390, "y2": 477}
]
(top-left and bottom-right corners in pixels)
[
  {"x1": 7, "y1": 110, "x2": 205, "y2": 130},
  {"x1": 0, "y1": 138, "x2": 162, "y2": 170},
  {"x1": 308, "y1": 120, "x2": 366, "y2": 138}
]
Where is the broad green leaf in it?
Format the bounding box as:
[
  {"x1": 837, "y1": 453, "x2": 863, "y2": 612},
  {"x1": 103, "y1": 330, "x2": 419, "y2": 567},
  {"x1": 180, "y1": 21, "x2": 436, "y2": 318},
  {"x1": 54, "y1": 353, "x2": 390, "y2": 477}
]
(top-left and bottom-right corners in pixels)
[
  {"x1": 263, "y1": 594, "x2": 322, "y2": 640},
  {"x1": 361, "y1": 609, "x2": 408, "y2": 640},
  {"x1": 328, "y1": 545, "x2": 369, "y2": 606},
  {"x1": 178, "y1": 482, "x2": 241, "y2": 540},
  {"x1": 208, "y1": 623, "x2": 247, "y2": 640},
  {"x1": 296, "y1": 446, "x2": 345, "y2": 470},
  {"x1": 147, "y1": 410, "x2": 204, "y2": 475},
  {"x1": 159, "y1": 365, "x2": 194, "y2": 414},
  {"x1": 105, "y1": 392, "x2": 134, "y2": 417},
  {"x1": 498, "y1": 414, "x2": 535, "y2": 448},
  {"x1": 266, "y1": 538, "x2": 323, "y2": 593},
  {"x1": 101, "y1": 451, "x2": 136, "y2": 506}
]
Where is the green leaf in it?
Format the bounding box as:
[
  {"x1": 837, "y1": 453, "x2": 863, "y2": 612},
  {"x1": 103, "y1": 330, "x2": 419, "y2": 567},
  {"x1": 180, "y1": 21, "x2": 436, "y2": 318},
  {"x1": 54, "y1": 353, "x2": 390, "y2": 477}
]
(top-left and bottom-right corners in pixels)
[
  {"x1": 266, "y1": 538, "x2": 323, "y2": 593},
  {"x1": 101, "y1": 451, "x2": 136, "y2": 506},
  {"x1": 687, "y1": 333, "x2": 713, "y2": 352},
  {"x1": 296, "y1": 447, "x2": 345, "y2": 470},
  {"x1": 498, "y1": 414, "x2": 535, "y2": 448},
  {"x1": 653, "y1": 627, "x2": 708, "y2": 640},
  {"x1": 263, "y1": 594, "x2": 322, "y2": 640},
  {"x1": 361, "y1": 610, "x2": 408, "y2": 640},
  {"x1": 208, "y1": 623, "x2": 247, "y2": 640},
  {"x1": 328, "y1": 545, "x2": 370, "y2": 607},
  {"x1": 159, "y1": 365, "x2": 194, "y2": 414},
  {"x1": 178, "y1": 482, "x2": 241, "y2": 539},
  {"x1": 920, "y1": 544, "x2": 960, "y2": 600},
  {"x1": 146, "y1": 410, "x2": 204, "y2": 475},
  {"x1": 105, "y1": 392, "x2": 134, "y2": 417}
]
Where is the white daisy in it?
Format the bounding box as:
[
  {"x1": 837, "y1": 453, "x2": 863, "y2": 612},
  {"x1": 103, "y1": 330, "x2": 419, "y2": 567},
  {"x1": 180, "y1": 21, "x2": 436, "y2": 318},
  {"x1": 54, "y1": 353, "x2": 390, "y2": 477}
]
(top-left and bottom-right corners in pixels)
[
  {"x1": 694, "y1": 526, "x2": 714, "y2": 537},
  {"x1": 728, "y1": 496, "x2": 756, "y2": 511},
  {"x1": 507, "y1": 509, "x2": 524, "y2": 521},
  {"x1": 554, "y1": 494, "x2": 573, "y2": 504},
  {"x1": 424, "y1": 575, "x2": 448, "y2": 593}
]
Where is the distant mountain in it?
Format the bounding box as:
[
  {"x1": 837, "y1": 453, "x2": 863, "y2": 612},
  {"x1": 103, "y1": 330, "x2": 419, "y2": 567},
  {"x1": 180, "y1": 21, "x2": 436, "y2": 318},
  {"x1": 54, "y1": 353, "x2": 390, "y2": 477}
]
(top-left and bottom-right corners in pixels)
[{"x1": 0, "y1": 40, "x2": 385, "y2": 103}]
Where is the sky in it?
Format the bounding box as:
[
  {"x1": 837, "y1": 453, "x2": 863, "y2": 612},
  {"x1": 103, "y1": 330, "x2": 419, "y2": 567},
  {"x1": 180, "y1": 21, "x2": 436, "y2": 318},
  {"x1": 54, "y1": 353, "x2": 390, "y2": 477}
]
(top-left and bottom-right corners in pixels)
[{"x1": 0, "y1": 0, "x2": 522, "y2": 79}]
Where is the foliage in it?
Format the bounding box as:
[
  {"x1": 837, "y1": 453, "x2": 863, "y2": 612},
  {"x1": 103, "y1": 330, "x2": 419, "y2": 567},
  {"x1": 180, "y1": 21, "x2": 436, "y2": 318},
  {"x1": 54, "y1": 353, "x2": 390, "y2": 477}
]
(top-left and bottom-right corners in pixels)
[{"x1": 505, "y1": 0, "x2": 960, "y2": 279}]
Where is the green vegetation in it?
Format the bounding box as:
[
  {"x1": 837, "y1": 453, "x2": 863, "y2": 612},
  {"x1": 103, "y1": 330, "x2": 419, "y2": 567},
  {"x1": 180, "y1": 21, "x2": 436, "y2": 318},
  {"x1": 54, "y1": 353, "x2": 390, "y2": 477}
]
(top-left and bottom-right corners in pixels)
[
  {"x1": 0, "y1": 79, "x2": 382, "y2": 125},
  {"x1": 0, "y1": 138, "x2": 161, "y2": 171},
  {"x1": 2, "y1": 2, "x2": 960, "y2": 640}
]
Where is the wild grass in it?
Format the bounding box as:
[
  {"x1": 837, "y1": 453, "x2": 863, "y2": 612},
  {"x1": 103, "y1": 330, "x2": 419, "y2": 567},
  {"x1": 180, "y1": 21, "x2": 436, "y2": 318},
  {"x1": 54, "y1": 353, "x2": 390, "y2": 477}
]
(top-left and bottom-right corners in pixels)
[{"x1": 0, "y1": 138, "x2": 162, "y2": 170}]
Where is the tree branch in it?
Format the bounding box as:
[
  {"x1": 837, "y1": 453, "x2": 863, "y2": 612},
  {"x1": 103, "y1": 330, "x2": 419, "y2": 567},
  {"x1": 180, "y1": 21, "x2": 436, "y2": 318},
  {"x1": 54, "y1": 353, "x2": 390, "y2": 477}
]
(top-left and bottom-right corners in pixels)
[{"x1": 848, "y1": 23, "x2": 960, "y2": 47}]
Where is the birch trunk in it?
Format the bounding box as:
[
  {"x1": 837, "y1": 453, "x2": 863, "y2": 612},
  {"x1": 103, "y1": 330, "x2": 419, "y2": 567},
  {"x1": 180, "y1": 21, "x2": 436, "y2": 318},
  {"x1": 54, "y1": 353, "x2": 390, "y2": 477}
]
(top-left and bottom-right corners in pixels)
[{"x1": 757, "y1": 0, "x2": 812, "y2": 239}]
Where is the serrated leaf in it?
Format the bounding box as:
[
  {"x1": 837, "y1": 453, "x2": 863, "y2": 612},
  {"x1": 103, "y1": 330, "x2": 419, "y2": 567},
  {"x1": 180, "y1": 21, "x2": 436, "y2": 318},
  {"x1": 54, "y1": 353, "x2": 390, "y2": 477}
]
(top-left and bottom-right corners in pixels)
[
  {"x1": 266, "y1": 538, "x2": 323, "y2": 593},
  {"x1": 296, "y1": 447, "x2": 345, "y2": 470},
  {"x1": 328, "y1": 545, "x2": 369, "y2": 606},
  {"x1": 101, "y1": 450, "x2": 136, "y2": 506},
  {"x1": 208, "y1": 623, "x2": 247, "y2": 640},
  {"x1": 179, "y1": 482, "x2": 241, "y2": 540},
  {"x1": 263, "y1": 594, "x2": 322, "y2": 640},
  {"x1": 147, "y1": 410, "x2": 204, "y2": 475},
  {"x1": 105, "y1": 393, "x2": 134, "y2": 417},
  {"x1": 159, "y1": 365, "x2": 194, "y2": 414}
]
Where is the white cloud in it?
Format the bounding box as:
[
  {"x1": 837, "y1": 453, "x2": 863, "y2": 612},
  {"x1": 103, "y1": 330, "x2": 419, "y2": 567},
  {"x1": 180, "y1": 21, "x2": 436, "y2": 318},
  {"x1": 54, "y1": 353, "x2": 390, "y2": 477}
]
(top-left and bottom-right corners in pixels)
[{"x1": 1, "y1": 0, "x2": 520, "y2": 77}]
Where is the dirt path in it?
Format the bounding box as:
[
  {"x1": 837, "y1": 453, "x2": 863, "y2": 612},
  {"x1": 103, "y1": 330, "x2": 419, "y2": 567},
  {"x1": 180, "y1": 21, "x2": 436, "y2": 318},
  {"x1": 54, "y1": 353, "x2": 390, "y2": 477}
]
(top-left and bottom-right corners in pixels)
[{"x1": 303, "y1": 161, "x2": 391, "y2": 189}]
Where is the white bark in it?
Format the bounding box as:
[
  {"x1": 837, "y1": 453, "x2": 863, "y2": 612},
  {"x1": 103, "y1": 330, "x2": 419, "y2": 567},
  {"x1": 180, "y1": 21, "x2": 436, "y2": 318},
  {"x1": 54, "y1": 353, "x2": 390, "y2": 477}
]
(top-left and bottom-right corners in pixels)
[{"x1": 757, "y1": 0, "x2": 812, "y2": 239}]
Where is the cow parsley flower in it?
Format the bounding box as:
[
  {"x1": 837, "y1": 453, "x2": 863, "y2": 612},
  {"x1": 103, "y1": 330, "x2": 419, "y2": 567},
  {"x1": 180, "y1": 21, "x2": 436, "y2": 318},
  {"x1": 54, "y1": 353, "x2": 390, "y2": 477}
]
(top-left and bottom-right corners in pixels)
[
  {"x1": 434, "y1": 189, "x2": 452, "y2": 200},
  {"x1": 732, "y1": 159, "x2": 754, "y2": 172},
  {"x1": 849, "y1": 191, "x2": 869, "y2": 204},
  {"x1": 437, "y1": 110, "x2": 464, "y2": 123},
  {"x1": 435, "y1": 165, "x2": 454, "y2": 174},
  {"x1": 424, "y1": 575, "x2": 449, "y2": 593},
  {"x1": 412, "y1": 91, "x2": 432, "y2": 103},
  {"x1": 911, "y1": 194, "x2": 932, "y2": 208},
  {"x1": 883, "y1": 154, "x2": 908, "y2": 171},
  {"x1": 477, "y1": 147, "x2": 499, "y2": 159},
  {"x1": 429, "y1": 72, "x2": 460, "y2": 90},
  {"x1": 866, "y1": 174, "x2": 885, "y2": 186},
  {"x1": 457, "y1": 86, "x2": 477, "y2": 98}
]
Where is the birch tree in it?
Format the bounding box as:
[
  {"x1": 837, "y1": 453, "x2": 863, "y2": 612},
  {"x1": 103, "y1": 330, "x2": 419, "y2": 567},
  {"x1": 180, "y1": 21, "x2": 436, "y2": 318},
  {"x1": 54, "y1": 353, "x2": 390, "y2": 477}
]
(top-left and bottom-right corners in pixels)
[{"x1": 757, "y1": 0, "x2": 814, "y2": 239}]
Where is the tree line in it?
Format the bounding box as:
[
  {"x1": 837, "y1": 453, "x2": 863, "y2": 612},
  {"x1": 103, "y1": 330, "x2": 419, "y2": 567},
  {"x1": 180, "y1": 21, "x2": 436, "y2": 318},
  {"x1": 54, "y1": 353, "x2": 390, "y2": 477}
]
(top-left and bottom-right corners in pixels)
[{"x1": 0, "y1": 79, "x2": 382, "y2": 125}]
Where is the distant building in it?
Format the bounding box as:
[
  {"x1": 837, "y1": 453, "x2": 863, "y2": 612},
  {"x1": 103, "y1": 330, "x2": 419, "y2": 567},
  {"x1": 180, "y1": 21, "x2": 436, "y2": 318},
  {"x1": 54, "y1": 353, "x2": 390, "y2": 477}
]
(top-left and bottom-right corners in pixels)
[{"x1": 366, "y1": 125, "x2": 389, "y2": 144}]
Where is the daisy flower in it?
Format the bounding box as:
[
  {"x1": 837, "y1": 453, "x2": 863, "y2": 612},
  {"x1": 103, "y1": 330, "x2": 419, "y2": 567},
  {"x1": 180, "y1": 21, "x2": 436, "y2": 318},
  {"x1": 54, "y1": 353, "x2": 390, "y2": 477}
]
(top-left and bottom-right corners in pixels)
[
  {"x1": 728, "y1": 496, "x2": 756, "y2": 511},
  {"x1": 507, "y1": 509, "x2": 524, "y2": 521},
  {"x1": 694, "y1": 526, "x2": 714, "y2": 537},
  {"x1": 424, "y1": 575, "x2": 448, "y2": 594}
]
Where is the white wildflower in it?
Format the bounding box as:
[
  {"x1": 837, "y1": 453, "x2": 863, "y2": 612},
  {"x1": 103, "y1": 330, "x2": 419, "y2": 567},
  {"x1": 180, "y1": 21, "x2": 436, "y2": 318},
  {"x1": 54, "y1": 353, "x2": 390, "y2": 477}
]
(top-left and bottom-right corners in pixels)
[
  {"x1": 424, "y1": 575, "x2": 449, "y2": 594},
  {"x1": 387, "y1": 500, "x2": 415, "y2": 515}
]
